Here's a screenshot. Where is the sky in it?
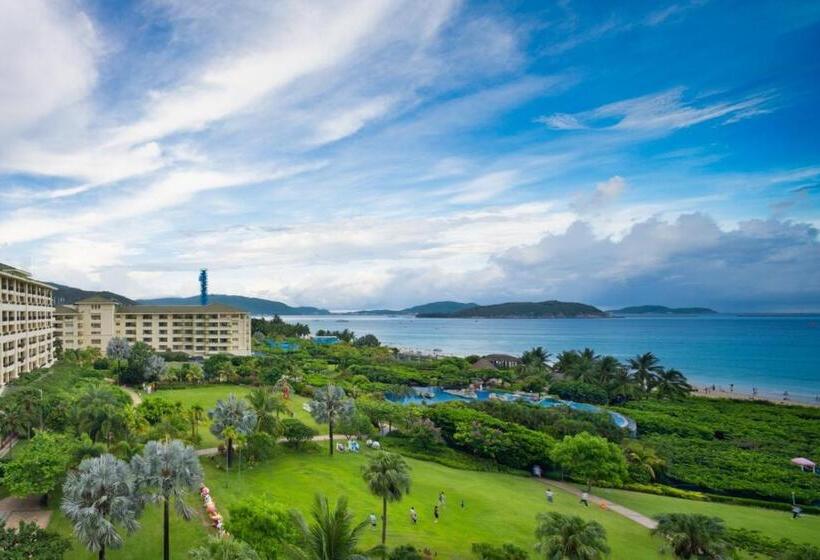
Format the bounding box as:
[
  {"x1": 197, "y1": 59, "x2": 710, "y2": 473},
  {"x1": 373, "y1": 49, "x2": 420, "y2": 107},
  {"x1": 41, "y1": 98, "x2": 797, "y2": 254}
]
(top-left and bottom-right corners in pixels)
[{"x1": 0, "y1": 0, "x2": 819, "y2": 312}]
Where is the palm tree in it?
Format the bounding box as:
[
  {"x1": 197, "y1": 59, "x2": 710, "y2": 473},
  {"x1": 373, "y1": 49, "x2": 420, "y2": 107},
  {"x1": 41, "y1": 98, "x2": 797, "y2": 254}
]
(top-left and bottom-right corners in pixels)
[
  {"x1": 309, "y1": 385, "x2": 354, "y2": 456},
  {"x1": 188, "y1": 404, "x2": 205, "y2": 441},
  {"x1": 628, "y1": 352, "x2": 664, "y2": 393},
  {"x1": 285, "y1": 494, "x2": 371, "y2": 560},
  {"x1": 362, "y1": 452, "x2": 411, "y2": 549},
  {"x1": 595, "y1": 355, "x2": 622, "y2": 386},
  {"x1": 189, "y1": 535, "x2": 260, "y2": 560},
  {"x1": 72, "y1": 385, "x2": 130, "y2": 444},
  {"x1": 248, "y1": 387, "x2": 289, "y2": 435},
  {"x1": 522, "y1": 346, "x2": 549, "y2": 367},
  {"x1": 208, "y1": 394, "x2": 257, "y2": 468},
  {"x1": 61, "y1": 454, "x2": 140, "y2": 560},
  {"x1": 622, "y1": 441, "x2": 665, "y2": 482},
  {"x1": 535, "y1": 512, "x2": 610, "y2": 560},
  {"x1": 106, "y1": 337, "x2": 131, "y2": 383},
  {"x1": 653, "y1": 369, "x2": 693, "y2": 400},
  {"x1": 131, "y1": 440, "x2": 203, "y2": 560},
  {"x1": 653, "y1": 513, "x2": 734, "y2": 559},
  {"x1": 606, "y1": 369, "x2": 639, "y2": 403}
]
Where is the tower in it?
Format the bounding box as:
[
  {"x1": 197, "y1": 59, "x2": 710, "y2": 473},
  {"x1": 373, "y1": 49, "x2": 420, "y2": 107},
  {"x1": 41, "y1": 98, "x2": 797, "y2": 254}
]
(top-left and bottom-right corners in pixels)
[{"x1": 199, "y1": 269, "x2": 208, "y2": 306}]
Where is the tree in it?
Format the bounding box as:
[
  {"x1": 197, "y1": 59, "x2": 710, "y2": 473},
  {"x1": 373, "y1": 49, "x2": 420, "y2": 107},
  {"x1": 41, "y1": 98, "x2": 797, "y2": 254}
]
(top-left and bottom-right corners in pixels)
[
  {"x1": 188, "y1": 404, "x2": 205, "y2": 441},
  {"x1": 653, "y1": 514, "x2": 734, "y2": 559},
  {"x1": 282, "y1": 419, "x2": 317, "y2": 447},
  {"x1": 131, "y1": 440, "x2": 203, "y2": 560},
  {"x1": 144, "y1": 355, "x2": 167, "y2": 383},
  {"x1": 209, "y1": 393, "x2": 257, "y2": 468},
  {"x1": 628, "y1": 352, "x2": 663, "y2": 393},
  {"x1": 107, "y1": 337, "x2": 131, "y2": 382},
  {"x1": 403, "y1": 417, "x2": 443, "y2": 450},
  {"x1": 535, "y1": 512, "x2": 610, "y2": 560},
  {"x1": 309, "y1": 384, "x2": 354, "y2": 456},
  {"x1": 71, "y1": 385, "x2": 131, "y2": 444},
  {"x1": 622, "y1": 441, "x2": 665, "y2": 483},
  {"x1": 249, "y1": 387, "x2": 289, "y2": 435},
  {"x1": 189, "y1": 536, "x2": 261, "y2": 560},
  {"x1": 354, "y1": 334, "x2": 380, "y2": 348},
  {"x1": 4, "y1": 431, "x2": 75, "y2": 506},
  {"x1": 550, "y1": 432, "x2": 628, "y2": 491},
  {"x1": 652, "y1": 368, "x2": 693, "y2": 400},
  {"x1": 285, "y1": 494, "x2": 371, "y2": 560},
  {"x1": 228, "y1": 499, "x2": 300, "y2": 559},
  {"x1": 362, "y1": 452, "x2": 411, "y2": 550},
  {"x1": 61, "y1": 454, "x2": 141, "y2": 560},
  {"x1": 0, "y1": 519, "x2": 71, "y2": 560},
  {"x1": 522, "y1": 346, "x2": 549, "y2": 367}
]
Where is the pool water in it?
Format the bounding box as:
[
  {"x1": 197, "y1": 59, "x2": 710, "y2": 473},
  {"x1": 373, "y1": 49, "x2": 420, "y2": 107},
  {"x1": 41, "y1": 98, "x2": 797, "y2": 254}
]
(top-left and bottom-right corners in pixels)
[{"x1": 387, "y1": 387, "x2": 636, "y2": 432}]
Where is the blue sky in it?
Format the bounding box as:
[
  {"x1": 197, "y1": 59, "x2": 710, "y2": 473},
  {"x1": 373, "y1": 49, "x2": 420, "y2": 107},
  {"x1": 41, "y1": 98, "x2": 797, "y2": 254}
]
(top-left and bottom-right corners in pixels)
[{"x1": 0, "y1": 0, "x2": 818, "y2": 311}]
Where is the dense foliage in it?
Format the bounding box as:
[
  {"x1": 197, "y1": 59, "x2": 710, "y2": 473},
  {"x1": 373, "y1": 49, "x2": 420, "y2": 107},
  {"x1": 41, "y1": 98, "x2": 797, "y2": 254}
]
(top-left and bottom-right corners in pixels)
[{"x1": 0, "y1": 520, "x2": 71, "y2": 560}]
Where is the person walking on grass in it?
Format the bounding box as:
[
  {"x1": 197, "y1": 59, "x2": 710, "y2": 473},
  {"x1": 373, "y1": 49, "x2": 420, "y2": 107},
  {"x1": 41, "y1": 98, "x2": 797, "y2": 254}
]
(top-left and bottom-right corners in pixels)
[
  {"x1": 580, "y1": 491, "x2": 590, "y2": 507},
  {"x1": 438, "y1": 491, "x2": 446, "y2": 506},
  {"x1": 410, "y1": 506, "x2": 418, "y2": 525},
  {"x1": 546, "y1": 488, "x2": 554, "y2": 503},
  {"x1": 434, "y1": 504, "x2": 440, "y2": 523},
  {"x1": 369, "y1": 512, "x2": 377, "y2": 529}
]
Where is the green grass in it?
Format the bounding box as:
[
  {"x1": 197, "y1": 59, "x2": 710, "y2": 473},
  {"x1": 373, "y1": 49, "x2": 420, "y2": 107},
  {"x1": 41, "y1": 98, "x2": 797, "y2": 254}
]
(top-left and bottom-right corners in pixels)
[
  {"x1": 200, "y1": 447, "x2": 663, "y2": 559},
  {"x1": 152, "y1": 385, "x2": 324, "y2": 448},
  {"x1": 590, "y1": 486, "x2": 820, "y2": 547}
]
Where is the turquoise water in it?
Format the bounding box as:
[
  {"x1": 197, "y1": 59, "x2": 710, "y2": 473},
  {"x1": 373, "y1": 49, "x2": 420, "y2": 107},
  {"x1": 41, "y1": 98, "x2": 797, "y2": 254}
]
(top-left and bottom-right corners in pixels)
[{"x1": 282, "y1": 315, "x2": 820, "y2": 402}]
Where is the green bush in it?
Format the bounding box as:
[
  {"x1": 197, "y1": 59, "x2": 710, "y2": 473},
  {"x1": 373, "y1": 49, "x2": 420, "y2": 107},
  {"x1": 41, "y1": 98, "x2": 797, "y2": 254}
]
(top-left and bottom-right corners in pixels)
[
  {"x1": 471, "y1": 542, "x2": 529, "y2": 560},
  {"x1": 227, "y1": 499, "x2": 299, "y2": 559},
  {"x1": 281, "y1": 419, "x2": 317, "y2": 447},
  {"x1": 549, "y1": 381, "x2": 608, "y2": 405}
]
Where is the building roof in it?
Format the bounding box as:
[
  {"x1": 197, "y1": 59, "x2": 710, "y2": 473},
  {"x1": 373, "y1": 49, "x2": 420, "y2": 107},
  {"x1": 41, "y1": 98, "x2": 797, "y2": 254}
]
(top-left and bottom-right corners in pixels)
[
  {"x1": 471, "y1": 358, "x2": 498, "y2": 370},
  {"x1": 75, "y1": 295, "x2": 120, "y2": 304},
  {"x1": 0, "y1": 263, "x2": 55, "y2": 289},
  {"x1": 55, "y1": 305, "x2": 79, "y2": 315},
  {"x1": 483, "y1": 353, "x2": 521, "y2": 362},
  {"x1": 116, "y1": 304, "x2": 247, "y2": 315}
]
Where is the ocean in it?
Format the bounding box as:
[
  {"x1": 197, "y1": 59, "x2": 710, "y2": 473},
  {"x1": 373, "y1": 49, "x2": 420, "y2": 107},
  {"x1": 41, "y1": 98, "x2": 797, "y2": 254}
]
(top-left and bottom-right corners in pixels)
[{"x1": 280, "y1": 314, "x2": 820, "y2": 402}]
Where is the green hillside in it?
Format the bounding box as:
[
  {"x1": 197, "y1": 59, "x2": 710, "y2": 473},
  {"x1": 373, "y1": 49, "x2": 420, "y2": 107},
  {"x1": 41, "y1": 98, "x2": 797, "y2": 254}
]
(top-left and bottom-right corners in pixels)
[{"x1": 419, "y1": 300, "x2": 607, "y2": 318}]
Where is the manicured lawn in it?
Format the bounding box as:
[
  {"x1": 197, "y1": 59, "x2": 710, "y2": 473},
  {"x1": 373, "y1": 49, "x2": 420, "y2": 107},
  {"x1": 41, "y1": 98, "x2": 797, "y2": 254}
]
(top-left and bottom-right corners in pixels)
[
  {"x1": 200, "y1": 447, "x2": 664, "y2": 559},
  {"x1": 152, "y1": 385, "x2": 324, "y2": 448},
  {"x1": 590, "y1": 487, "x2": 820, "y2": 547}
]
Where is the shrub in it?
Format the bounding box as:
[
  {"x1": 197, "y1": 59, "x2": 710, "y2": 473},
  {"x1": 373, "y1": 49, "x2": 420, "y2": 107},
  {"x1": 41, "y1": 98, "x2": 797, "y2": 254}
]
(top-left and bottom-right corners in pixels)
[
  {"x1": 92, "y1": 358, "x2": 110, "y2": 370},
  {"x1": 227, "y1": 500, "x2": 299, "y2": 559},
  {"x1": 281, "y1": 419, "x2": 317, "y2": 447},
  {"x1": 244, "y1": 432, "x2": 278, "y2": 463},
  {"x1": 389, "y1": 545, "x2": 423, "y2": 560},
  {"x1": 549, "y1": 381, "x2": 608, "y2": 405},
  {"x1": 471, "y1": 542, "x2": 529, "y2": 560}
]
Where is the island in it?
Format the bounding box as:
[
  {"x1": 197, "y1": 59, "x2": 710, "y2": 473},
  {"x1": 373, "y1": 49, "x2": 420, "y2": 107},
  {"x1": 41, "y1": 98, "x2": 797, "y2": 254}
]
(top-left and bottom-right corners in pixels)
[
  {"x1": 417, "y1": 300, "x2": 607, "y2": 318},
  {"x1": 609, "y1": 305, "x2": 718, "y2": 315}
]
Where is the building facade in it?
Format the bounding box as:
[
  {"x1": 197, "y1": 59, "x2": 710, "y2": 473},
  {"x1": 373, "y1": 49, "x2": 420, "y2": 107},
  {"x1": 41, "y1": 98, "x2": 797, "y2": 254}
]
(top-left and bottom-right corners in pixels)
[
  {"x1": 54, "y1": 296, "x2": 251, "y2": 357},
  {"x1": 0, "y1": 264, "x2": 55, "y2": 387}
]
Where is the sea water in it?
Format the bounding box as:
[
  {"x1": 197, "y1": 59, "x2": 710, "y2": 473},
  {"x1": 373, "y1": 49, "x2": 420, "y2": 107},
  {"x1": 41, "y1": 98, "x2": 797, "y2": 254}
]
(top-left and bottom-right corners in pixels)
[{"x1": 280, "y1": 314, "x2": 820, "y2": 403}]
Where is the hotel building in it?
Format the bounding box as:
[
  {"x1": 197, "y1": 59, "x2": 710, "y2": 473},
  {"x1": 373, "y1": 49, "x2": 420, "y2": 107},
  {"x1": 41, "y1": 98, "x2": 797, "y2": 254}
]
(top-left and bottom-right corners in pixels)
[
  {"x1": 54, "y1": 296, "x2": 251, "y2": 357},
  {"x1": 0, "y1": 263, "x2": 55, "y2": 387}
]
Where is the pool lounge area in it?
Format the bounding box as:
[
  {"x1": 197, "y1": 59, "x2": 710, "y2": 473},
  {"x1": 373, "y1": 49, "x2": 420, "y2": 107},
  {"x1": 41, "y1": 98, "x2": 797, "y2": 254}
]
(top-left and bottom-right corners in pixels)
[{"x1": 388, "y1": 386, "x2": 636, "y2": 432}]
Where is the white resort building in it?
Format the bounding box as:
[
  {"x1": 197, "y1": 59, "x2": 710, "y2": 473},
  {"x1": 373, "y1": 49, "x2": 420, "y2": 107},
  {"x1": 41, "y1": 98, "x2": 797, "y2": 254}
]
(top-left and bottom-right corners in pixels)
[
  {"x1": 54, "y1": 296, "x2": 251, "y2": 357},
  {"x1": 0, "y1": 263, "x2": 55, "y2": 387}
]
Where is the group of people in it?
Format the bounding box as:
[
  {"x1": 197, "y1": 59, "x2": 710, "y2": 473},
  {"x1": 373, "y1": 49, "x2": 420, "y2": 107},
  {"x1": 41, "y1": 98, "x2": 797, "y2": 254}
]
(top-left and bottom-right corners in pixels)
[
  {"x1": 371, "y1": 490, "x2": 462, "y2": 529},
  {"x1": 200, "y1": 485, "x2": 225, "y2": 536},
  {"x1": 544, "y1": 487, "x2": 608, "y2": 510},
  {"x1": 335, "y1": 438, "x2": 382, "y2": 454}
]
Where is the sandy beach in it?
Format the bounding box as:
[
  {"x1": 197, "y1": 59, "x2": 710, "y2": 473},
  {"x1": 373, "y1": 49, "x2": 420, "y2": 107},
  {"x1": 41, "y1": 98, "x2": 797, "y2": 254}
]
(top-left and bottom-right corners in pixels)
[{"x1": 694, "y1": 385, "x2": 820, "y2": 407}]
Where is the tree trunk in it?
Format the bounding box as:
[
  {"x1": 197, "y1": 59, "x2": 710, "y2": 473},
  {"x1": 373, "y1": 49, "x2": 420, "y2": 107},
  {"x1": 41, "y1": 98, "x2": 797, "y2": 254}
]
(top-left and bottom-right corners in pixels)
[
  {"x1": 329, "y1": 420, "x2": 334, "y2": 456},
  {"x1": 163, "y1": 498, "x2": 170, "y2": 560},
  {"x1": 587, "y1": 480, "x2": 592, "y2": 492},
  {"x1": 40, "y1": 493, "x2": 48, "y2": 507},
  {"x1": 227, "y1": 437, "x2": 234, "y2": 468},
  {"x1": 381, "y1": 495, "x2": 388, "y2": 548},
  {"x1": 99, "y1": 545, "x2": 106, "y2": 560}
]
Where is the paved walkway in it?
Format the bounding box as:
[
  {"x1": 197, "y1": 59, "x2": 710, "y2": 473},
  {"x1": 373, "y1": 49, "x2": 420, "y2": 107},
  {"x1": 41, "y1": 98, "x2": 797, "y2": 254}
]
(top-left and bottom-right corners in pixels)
[
  {"x1": 196, "y1": 434, "x2": 339, "y2": 457},
  {"x1": 0, "y1": 496, "x2": 52, "y2": 529},
  {"x1": 121, "y1": 385, "x2": 142, "y2": 406},
  {"x1": 539, "y1": 478, "x2": 657, "y2": 529}
]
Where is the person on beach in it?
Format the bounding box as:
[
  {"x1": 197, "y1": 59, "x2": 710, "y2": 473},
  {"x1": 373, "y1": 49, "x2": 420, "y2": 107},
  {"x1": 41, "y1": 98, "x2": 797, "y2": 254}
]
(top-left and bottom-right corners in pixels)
[
  {"x1": 434, "y1": 504, "x2": 440, "y2": 523},
  {"x1": 580, "y1": 491, "x2": 590, "y2": 507},
  {"x1": 410, "y1": 506, "x2": 418, "y2": 525},
  {"x1": 546, "y1": 488, "x2": 554, "y2": 503},
  {"x1": 369, "y1": 513, "x2": 377, "y2": 529}
]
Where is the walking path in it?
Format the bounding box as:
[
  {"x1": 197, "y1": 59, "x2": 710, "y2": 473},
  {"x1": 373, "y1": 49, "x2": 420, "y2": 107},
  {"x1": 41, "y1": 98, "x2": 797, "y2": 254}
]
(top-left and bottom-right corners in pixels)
[
  {"x1": 121, "y1": 385, "x2": 142, "y2": 406},
  {"x1": 539, "y1": 478, "x2": 658, "y2": 529},
  {"x1": 195, "y1": 434, "x2": 337, "y2": 456},
  {"x1": 0, "y1": 496, "x2": 52, "y2": 529}
]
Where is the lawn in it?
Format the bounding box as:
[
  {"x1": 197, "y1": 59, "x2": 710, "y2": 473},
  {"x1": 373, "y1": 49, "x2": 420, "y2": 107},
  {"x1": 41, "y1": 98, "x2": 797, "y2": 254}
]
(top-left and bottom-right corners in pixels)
[
  {"x1": 152, "y1": 384, "x2": 325, "y2": 448},
  {"x1": 590, "y1": 486, "x2": 820, "y2": 547}
]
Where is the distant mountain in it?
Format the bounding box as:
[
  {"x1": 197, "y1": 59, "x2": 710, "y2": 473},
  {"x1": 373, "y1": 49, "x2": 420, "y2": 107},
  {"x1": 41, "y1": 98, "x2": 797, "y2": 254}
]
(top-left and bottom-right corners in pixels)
[
  {"x1": 136, "y1": 294, "x2": 330, "y2": 315},
  {"x1": 418, "y1": 300, "x2": 606, "y2": 319},
  {"x1": 609, "y1": 305, "x2": 718, "y2": 315},
  {"x1": 50, "y1": 283, "x2": 136, "y2": 306},
  {"x1": 349, "y1": 301, "x2": 479, "y2": 315}
]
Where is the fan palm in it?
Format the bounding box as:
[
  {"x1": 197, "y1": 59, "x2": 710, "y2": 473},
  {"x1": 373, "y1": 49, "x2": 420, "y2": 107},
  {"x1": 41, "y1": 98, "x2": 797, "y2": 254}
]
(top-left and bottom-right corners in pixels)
[
  {"x1": 106, "y1": 337, "x2": 131, "y2": 383},
  {"x1": 131, "y1": 439, "x2": 203, "y2": 560},
  {"x1": 285, "y1": 494, "x2": 371, "y2": 560},
  {"x1": 535, "y1": 512, "x2": 610, "y2": 560},
  {"x1": 653, "y1": 513, "x2": 734, "y2": 559},
  {"x1": 309, "y1": 385, "x2": 354, "y2": 456},
  {"x1": 653, "y1": 369, "x2": 693, "y2": 400},
  {"x1": 362, "y1": 452, "x2": 411, "y2": 549},
  {"x1": 189, "y1": 535, "x2": 261, "y2": 560},
  {"x1": 628, "y1": 352, "x2": 664, "y2": 393},
  {"x1": 208, "y1": 394, "x2": 257, "y2": 468},
  {"x1": 61, "y1": 454, "x2": 140, "y2": 560}
]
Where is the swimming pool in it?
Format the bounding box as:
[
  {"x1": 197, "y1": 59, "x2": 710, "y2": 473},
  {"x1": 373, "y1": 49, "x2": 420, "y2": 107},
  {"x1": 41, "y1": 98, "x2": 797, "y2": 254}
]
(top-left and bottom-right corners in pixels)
[{"x1": 387, "y1": 387, "x2": 636, "y2": 432}]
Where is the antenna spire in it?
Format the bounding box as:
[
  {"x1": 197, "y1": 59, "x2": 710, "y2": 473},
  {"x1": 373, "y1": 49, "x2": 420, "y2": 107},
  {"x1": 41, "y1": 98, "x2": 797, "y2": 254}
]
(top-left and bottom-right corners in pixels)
[{"x1": 199, "y1": 269, "x2": 208, "y2": 306}]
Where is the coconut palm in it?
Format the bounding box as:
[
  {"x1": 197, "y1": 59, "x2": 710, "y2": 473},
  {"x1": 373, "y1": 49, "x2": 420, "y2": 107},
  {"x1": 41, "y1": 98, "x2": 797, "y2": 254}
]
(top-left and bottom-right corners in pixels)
[
  {"x1": 285, "y1": 494, "x2": 371, "y2": 560},
  {"x1": 72, "y1": 385, "x2": 130, "y2": 444},
  {"x1": 61, "y1": 454, "x2": 140, "y2": 560},
  {"x1": 595, "y1": 355, "x2": 623, "y2": 386},
  {"x1": 189, "y1": 535, "x2": 261, "y2": 560},
  {"x1": 362, "y1": 452, "x2": 411, "y2": 549},
  {"x1": 522, "y1": 346, "x2": 549, "y2": 367},
  {"x1": 606, "y1": 369, "x2": 639, "y2": 403},
  {"x1": 628, "y1": 352, "x2": 664, "y2": 393},
  {"x1": 653, "y1": 369, "x2": 693, "y2": 400},
  {"x1": 535, "y1": 512, "x2": 610, "y2": 560},
  {"x1": 188, "y1": 404, "x2": 205, "y2": 441},
  {"x1": 208, "y1": 394, "x2": 257, "y2": 468},
  {"x1": 248, "y1": 387, "x2": 289, "y2": 435},
  {"x1": 622, "y1": 441, "x2": 665, "y2": 482},
  {"x1": 131, "y1": 439, "x2": 203, "y2": 560},
  {"x1": 309, "y1": 385, "x2": 354, "y2": 456},
  {"x1": 653, "y1": 513, "x2": 734, "y2": 559},
  {"x1": 106, "y1": 337, "x2": 131, "y2": 383}
]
